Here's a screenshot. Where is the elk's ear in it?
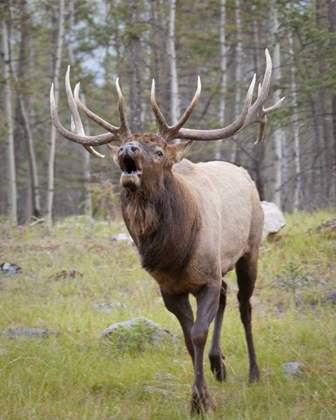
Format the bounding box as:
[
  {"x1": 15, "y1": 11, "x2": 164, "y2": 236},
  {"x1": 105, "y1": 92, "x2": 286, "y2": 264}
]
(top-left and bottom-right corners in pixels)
[
  {"x1": 168, "y1": 140, "x2": 194, "y2": 163},
  {"x1": 107, "y1": 144, "x2": 120, "y2": 165}
]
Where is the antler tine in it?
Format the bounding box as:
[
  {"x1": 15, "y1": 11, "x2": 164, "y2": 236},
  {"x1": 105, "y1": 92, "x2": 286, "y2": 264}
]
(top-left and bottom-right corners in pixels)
[
  {"x1": 74, "y1": 84, "x2": 117, "y2": 135},
  {"x1": 239, "y1": 49, "x2": 285, "y2": 145},
  {"x1": 263, "y1": 96, "x2": 286, "y2": 114},
  {"x1": 116, "y1": 78, "x2": 132, "y2": 139},
  {"x1": 65, "y1": 66, "x2": 105, "y2": 158},
  {"x1": 151, "y1": 79, "x2": 169, "y2": 136},
  {"x1": 175, "y1": 73, "x2": 256, "y2": 141},
  {"x1": 167, "y1": 76, "x2": 202, "y2": 142},
  {"x1": 50, "y1": 82, "x2": 116, "y2": 147},
  {"x1": 151, "y1": 77, "x2": 202, "y2": 142},
  {"x1": 74, "y1": 81, "x2": 131, "y2": 142}
]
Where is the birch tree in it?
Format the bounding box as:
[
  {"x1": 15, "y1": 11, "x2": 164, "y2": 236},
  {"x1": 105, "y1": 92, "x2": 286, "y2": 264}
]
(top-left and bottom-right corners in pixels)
[
  {"x1": 231, "y1": 0, "x2": 242, "y2": 164},
  {"x1": 288, "y1": 33, "x2": 301, "y2": 211},
  {"x1": 167, "y1": 0, "x2": 180, "y2": 129},
  {"x1": 128, "y1": 0, "x2": 142, "y2": 133},
  {"x1": 315, "y1": 0, "x2": 335, "y2": 201},
  {"x1": 327, "y1": 0, "x2": 336, "y2": 201},
  {"x1": 47, "y1": 0, "x2": 64, "y2": 227},
  {"x1": 13, "y1": 1, "x2": 41, "y2": 218},
  {"x1": 250, "y1": 4, "x2": 266, "y2": 200},
  {"x1": 215, "y1": 0, "x2": 227, "y2": 160},
  {"x1": 270, "y1": 0, "x2": 284, "y2": 208},
  {"x1": 2, "y1": 20, "x2": 17, "y2": 224},
  {"x1": 67, "y1": 0, "x2": 92, "y2": 217}
]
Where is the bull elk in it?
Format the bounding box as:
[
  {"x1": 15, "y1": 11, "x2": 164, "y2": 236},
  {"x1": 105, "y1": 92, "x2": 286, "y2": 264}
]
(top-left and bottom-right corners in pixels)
[{"x1": 50, "y1": 49, "x2": 284, "y2": 413}]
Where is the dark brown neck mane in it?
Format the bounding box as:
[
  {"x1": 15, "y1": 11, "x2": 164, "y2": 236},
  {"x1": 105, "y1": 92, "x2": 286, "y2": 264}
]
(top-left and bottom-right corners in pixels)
[{"x1": 121, "y1": 170, "x2": 201, "y2": 276}]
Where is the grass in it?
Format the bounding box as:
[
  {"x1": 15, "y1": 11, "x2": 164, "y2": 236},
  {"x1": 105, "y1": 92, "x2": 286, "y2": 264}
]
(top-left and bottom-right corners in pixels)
[{"x1": 0, "y1": 210, "x2": 335, "y2": 419}]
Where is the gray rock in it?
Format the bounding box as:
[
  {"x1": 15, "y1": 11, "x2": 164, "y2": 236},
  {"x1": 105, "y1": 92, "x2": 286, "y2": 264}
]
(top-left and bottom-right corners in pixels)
[
  {"x1": 90, "y1": 302, "x2": 127, "y2": 312},
  {"x1": 323, "y1": 291, "x2": 336, "y2": 305},
  {"x1": 3, "y1": 328, "x2": 53, "y2": 339},
  {"x1": 0, "y1": 262, "x2": 22, "y2": 276},
  {"x1": 284, "y1": 362, "x2": 306, "y2": 376},
  {"x1": 110, "y1": 233, "x2": 134, "y2": 246},
  {"x1": 102, "y1": 317, "x2": 171, "y2": 342},
  {"x1": 261, "y1": 201, "x2": 286, "y2": 241}
]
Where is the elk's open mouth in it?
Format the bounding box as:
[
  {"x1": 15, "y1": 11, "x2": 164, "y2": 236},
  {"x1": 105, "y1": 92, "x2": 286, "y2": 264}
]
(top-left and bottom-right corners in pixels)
[
  {"x1": 120, "y1": 156, "x2": 142, "y2": 191},
  {"x1": 121, "y1": 157, "x2": 142, "y2": 176}
]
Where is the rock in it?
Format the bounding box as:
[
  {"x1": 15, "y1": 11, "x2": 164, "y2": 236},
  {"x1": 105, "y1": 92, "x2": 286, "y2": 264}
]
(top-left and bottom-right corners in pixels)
[
  {"x1": 3, "y1": 328, "x2": 54, "y2": 339},
  {"x1": 323, "y1": 291, "x2": 336, "y2": 306},
  {"x1": 310, "y1": 219, "x2": 336, "y2": 238},
  {"x1": 90, "y1": 302, "x2": 127, "y2": 312},
  {"x1": 102, "y1": 317, "x2": 172, "y2": 344},
  {"x1": 0, "y1": 262, "x2": 22, "y2": 276},
  {"x1": 110, "y1": 233, "x2": 134, "y2": 246},
  {"x1": 284, "y1": 362, "x2": 307, "y2": 376},
  {"x1": 260, "y1": 201, "x2": 286, "y2": 241}
]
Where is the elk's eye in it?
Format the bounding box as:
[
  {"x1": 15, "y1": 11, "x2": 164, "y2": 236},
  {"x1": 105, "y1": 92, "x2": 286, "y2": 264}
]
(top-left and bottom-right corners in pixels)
[{"x1": 155, "y1": 151, "x2": 163, "y2": 157}]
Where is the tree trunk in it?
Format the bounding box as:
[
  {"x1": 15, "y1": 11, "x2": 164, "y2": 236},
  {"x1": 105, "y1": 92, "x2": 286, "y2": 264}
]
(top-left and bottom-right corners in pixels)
[
  {"x1": 67, "y1": 0, "x2": 92, "y2": 217},
  {"x1": 250, "y1": 10, "x2": 266, "y2": 200},
  {"x1": 231, "y1": 0, "x2": 242, "y2": 164},
  {"x1": 288, "y1": 32, "x2": 301, "y2": 211},
  {"x1": 215, "y1": 0, "x2": 227, "y2": 161},
  {"x1": 47, "y1": 0, "x2": 64, "y2": 227},
  {"x1": 167, "y1": 0, "x2": 180, "y2": 129},
  {"x1": 80, "y1": 94, "x2": 93, "y2": 217},
  {"x1": 270, "y1": 0, "x2": 284, "y2": 208},
  {"x1": 129, "y1": 0, "x2": 142, "y2": 133},
  {"x1": 2, "y1": 20, "x2": 17, "y2": 225},
  {"x1": 327, "y1": 0, "x2": 336, "y2": 203},
  {"x1": 13, "y1": 1, "x2": 41, "y2": 218}
]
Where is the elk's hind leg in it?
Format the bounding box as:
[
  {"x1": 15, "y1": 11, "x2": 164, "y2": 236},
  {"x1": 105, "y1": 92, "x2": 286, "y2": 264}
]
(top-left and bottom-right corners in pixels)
[
  {"x1": 236, "y1": 253, "x2": 260, "y2": 383},
  {"x1": 208, "y1": 279, "x2": 227, "y2": 381}
]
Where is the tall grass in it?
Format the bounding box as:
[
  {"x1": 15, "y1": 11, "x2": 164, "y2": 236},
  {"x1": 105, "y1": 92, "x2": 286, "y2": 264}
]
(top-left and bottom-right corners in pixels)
[{"x1": 0, "y1": 211, "x2": 335, "y2": 419}]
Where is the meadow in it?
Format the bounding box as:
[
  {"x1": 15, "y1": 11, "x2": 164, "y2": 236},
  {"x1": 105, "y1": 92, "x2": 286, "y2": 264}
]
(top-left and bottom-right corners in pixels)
[{"x1": 0, "y1": 211, "x2": 335, "y2": 419}]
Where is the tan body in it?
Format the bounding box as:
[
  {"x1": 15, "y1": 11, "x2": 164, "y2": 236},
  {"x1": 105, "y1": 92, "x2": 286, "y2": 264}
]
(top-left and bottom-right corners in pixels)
[{"x1": 150, "y1": 159, "x2": 264, "y2": 296}]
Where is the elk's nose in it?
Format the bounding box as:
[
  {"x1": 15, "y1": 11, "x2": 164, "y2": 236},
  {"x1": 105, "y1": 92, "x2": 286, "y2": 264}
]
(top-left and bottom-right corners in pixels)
[{"x1": 118, "y1": 144, "x2": 141, "y2": 156}]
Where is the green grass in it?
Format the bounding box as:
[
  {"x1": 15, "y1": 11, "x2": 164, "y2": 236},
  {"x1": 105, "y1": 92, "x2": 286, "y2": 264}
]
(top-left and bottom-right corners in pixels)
[{"x1": 0, "y1": 211, "x2": 335, "y2": 419}]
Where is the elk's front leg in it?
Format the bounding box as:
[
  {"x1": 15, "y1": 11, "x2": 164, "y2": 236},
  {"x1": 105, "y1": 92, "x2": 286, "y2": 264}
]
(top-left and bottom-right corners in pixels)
[
  {"x1": 191, "y1": 284, "x2": 220, "y2": 414},
  {"x1": 160, "y1": 289, "x2": 195, "y2": 362}
]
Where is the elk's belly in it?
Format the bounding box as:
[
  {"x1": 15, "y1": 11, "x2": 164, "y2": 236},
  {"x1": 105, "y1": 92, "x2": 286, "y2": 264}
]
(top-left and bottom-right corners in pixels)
[{"x1": 150, "y1": 272, "x2": 211, "y2": 295}]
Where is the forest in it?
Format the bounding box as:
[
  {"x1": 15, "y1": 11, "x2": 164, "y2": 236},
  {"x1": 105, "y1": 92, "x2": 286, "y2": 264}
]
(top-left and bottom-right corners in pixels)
[{"x1": 1, "y1": 0, "x2": 335, "y2": 225}]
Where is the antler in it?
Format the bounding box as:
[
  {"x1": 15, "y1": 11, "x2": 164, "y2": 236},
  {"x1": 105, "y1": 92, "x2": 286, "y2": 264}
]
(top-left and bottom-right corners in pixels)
[
  {"x1": 151, "y1": 74, "x2": 255, "y2": 143},
  {"x1": 74, "y1": 78, "x2": 132, "y2": 141},
  {"x1": 237, "y1": 49, "x2": 285, "y2": 145},
  {"x1": 151, "y1": 49, "x2": 284, "y2": 144},
  {"x1": 64, "y1": 66, "x2": 104, "y2": 158},
  {"x1": 151, "y1": 76, "x2": 203, "y2": 143},
  {"x1": 50, "y1": 68, "x2": 132, "y2": 152},
  {"x1": 51, "y1": 49, "x2": 283, "y2": 156}
]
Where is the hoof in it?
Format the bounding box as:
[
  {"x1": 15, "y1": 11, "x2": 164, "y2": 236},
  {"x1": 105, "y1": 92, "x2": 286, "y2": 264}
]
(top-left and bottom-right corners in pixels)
[
  {"x1": 249, "y1": 365, "x2": 260, "y2": 383},
  {"x1": 191, "y1": 388, "x2": 216, "y2": 415},
  {"x1": 209, "y1": 353, "x2": 226, "y2": 381}
]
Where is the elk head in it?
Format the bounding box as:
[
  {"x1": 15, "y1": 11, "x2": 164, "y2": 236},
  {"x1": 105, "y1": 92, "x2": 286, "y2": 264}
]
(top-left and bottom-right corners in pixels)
[
  {"x1": 107, "y1": 133, "x2": 193, "y2": 192},
  {"x1": 50, "y1": 49, "x2": 284, "y2": 187}
]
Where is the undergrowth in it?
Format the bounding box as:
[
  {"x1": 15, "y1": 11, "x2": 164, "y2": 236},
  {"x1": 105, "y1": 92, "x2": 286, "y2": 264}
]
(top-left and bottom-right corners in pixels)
[{"x1": 0, "y1": 210, "x2": 335, "y2": 419}]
